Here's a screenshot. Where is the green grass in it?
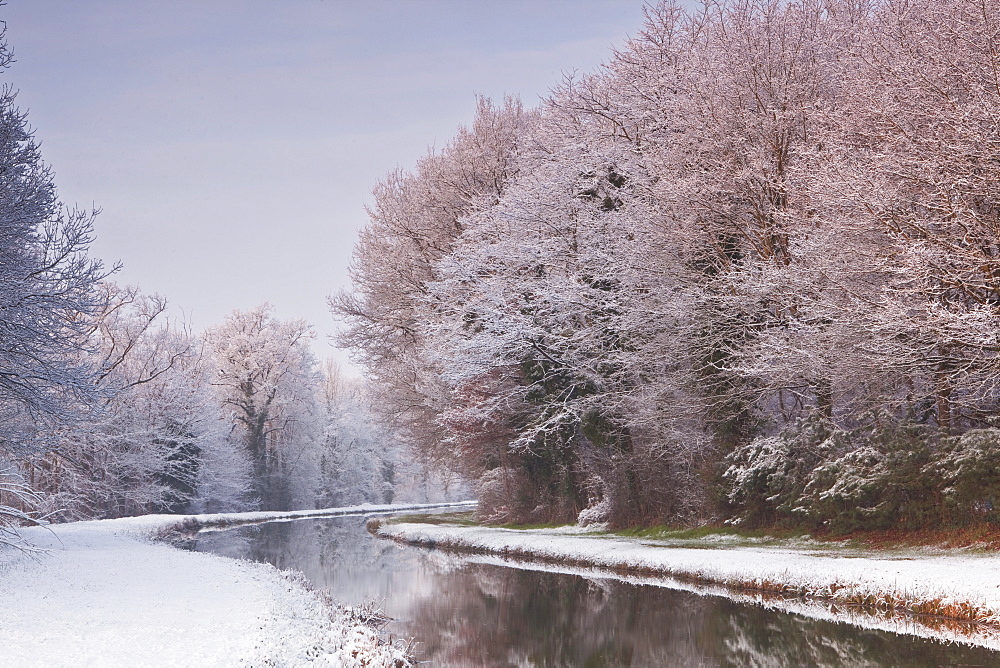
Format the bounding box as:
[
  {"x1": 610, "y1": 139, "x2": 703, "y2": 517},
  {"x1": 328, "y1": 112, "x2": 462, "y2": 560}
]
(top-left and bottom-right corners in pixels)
[
  {"x1": 495, "y1": 522, "x2": 570, "y2": 531},
  {"x1": 613, "y1": 524, "x2": 812, "y2": 542},
  {"x1": 378, "y1": 513, "x2": 887, "y2": 556},
  {"x1": 388, "y1": 511, "x2": 478, "y2": 526},
  {"x1": 388, "y1": 513, "x2": 569, "y2": 531}
]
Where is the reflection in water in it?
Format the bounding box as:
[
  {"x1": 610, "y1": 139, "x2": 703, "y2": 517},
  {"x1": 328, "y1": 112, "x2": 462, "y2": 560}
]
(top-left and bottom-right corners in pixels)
[{"x1": 191, "y1": 517, "x2": 1000, "y2": 667}]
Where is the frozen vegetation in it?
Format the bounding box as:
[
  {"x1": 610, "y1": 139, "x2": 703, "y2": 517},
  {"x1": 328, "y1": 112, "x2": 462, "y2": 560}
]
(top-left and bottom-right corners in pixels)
[
  {"x1": 3, "y1": 0, "x2": 1000, "y2": 663},
  {"x1": 0, "y1": 504, "x2": 472, "y2": 667},
  {"x1": 335, "y1": 0, "x2": 1000, "y2": 533},
  {"x1": 375, "y1": 521, "x2": 1000, "y2": 651}
]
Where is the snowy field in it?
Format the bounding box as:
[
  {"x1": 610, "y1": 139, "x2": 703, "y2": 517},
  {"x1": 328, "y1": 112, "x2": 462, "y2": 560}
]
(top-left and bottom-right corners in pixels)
[
  {"x1": 376, "y1": 522, "x2": 1000, "y2": 651},
  {"x1": 0, "y1": 502, "x2": 473, "y2": 667}
]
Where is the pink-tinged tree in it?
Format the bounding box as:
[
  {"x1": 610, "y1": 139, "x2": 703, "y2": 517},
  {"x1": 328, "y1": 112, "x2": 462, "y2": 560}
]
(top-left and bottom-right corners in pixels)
[
  {"x1": 333, "y1": 0, "x2": 1000, "y2": 530},
  {"x1": 516, "y1": 0, "x2": 857, "y2": 521},
  {"x1": 675, "y1": 0, "x2": 866, "y2": 427},
  {"x1": 423, "y1": 85, "x2": 714, "y2": 523},
  {"x1": 332, "y1": 96, "x2": 533, "y2": 466},
  {"x1": 825, "y1": 0, "x2": 1000, "y2": 429}
]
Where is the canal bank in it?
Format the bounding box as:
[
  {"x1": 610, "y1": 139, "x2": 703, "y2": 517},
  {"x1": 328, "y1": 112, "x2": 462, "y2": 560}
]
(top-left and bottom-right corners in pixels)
[
  {"x1": 0, "y1": 503, "x2": 472, "y2": 667},
  {"x1": 373, "y1": 518, "x2": 1000, "y2": 651},
  {"x1": 12, "y1": 504, "x2": 994, "y2": 666},
  {"x1": 188, "y1": 509, "x2": 1000, "y2": 665}
]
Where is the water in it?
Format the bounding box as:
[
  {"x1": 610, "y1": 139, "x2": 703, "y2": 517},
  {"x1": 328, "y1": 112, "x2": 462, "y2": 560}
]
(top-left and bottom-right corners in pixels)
[{"x1": 189, "y1": 515, "x2": 1000, "y2": 666}]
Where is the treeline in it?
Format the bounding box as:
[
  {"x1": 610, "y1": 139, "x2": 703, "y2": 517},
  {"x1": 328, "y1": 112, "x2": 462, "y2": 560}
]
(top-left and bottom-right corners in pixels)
[
  {"x1": 336, "y1": 0, "x2": 1000, "y2": 531},
  {"x1": 0, "y1": 25, "x2": 449, "y2": 548}
]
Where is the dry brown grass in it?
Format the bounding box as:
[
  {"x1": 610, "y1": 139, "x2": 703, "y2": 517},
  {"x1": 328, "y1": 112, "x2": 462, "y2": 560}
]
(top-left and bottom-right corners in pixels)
[{"x1": 827, "y1": 523, "x2": 1000, "y2": 550}]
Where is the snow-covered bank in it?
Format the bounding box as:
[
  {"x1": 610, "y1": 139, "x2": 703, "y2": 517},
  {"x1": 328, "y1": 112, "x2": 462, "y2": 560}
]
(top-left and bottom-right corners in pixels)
[
  {"x1": 0, "y1": 504, "x2": 472, "y2": 667},
  {"x1": 374, "y1": 522, "x2": 1000, "y2": 650},
  {"x1": 177, "y1": 500, "x2": 478, "y2": 530}
]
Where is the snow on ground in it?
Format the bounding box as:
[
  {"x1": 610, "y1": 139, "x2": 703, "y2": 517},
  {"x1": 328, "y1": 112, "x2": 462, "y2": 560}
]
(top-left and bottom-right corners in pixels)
[
  {"x1": 0, "y1": 502, "x2": 473, "y2": 667},
  {"x1": 375, "y1": 521, "x2": 1000, "y2": 651},
  {"x1": 186, "y1": 500, "x2": 477, "y2": 529}
]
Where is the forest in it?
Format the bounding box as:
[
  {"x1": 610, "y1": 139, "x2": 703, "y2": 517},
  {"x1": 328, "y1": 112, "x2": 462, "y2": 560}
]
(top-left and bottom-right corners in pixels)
[
  {"x1": 3, "y1": 0, "x2": 1000, "y2": 547},
  {"x1": 0, "y1": 7, "x2": 455, "y2": 545},
  {"x1": 335, "y1": 0, "x2": 1000, "y2": 532}
]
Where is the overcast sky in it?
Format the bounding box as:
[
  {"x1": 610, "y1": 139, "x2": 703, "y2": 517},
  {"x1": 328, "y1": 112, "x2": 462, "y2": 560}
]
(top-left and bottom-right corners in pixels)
[{"x1": 3, "y1": 0, "x2": 650, "y2": 373}]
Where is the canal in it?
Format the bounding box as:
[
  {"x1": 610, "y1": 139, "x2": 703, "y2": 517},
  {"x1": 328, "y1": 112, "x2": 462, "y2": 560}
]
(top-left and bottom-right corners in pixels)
[{"x1": 190, "y1": 513, "x2": 1000, "y2": 666}]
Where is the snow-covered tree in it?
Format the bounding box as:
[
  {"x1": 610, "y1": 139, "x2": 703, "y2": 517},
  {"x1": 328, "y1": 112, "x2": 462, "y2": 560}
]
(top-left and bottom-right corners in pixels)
[
  {"x1": 0, "y1": 24, "x2": 111, "y2": 542},
  {"x1": 314, "y1": 359, "x2": 468, "y2": 507},
  {"x1": 829, "y1": 0, "x2": 1000, "y2": 429},
  {"x1": 0, "y1": 28, "x2": 109, "y2": 459},
  {"x1": 337, "y1": 0, "x2": 1000, "y2": 530},
  {"x1": 22, "y1": 285, "x2": 249, "y2": 520},
  {"x1": 332, "y1": 96, "x2": 533, "y2": 467},
  {"x1": 421, "y1": 103, "x2": 706, "y2": 522},
  {"x1": 205, "y1": 304, "x2": 320, "y2": 509},
  {"x1": 315, "y1": 363, "x2": 397, "y2": 507}
]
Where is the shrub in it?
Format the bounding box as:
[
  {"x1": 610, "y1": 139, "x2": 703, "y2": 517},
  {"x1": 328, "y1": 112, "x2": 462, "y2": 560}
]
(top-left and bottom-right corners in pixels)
[
  {"x1": 724, "y1": 419, "x2": 955, "y2": 533},
  {"x1": 723, "y1": 417, "x2": 844, "y2": 527},
  {"x1": 933, "y1": 429, "x2": 1000, "y2": 525},
  {"x1": 797, "y1": 424, "x2": 940, "y2": 533},
  {"x1": 798, "y1": 446, "x2": 891, "y2": 532}
]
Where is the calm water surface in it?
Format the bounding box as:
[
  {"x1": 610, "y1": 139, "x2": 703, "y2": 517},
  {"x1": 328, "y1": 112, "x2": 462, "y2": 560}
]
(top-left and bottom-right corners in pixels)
[{"x1": 190, "y1": 515, "x2": 1000, "y2": 667}]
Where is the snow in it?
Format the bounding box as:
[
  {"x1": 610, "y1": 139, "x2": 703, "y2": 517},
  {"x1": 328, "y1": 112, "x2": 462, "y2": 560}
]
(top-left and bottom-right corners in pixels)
[
  {"x1": 376, "y1": 522, "x2": 1000, "y2": 651},
  {"x1": 0, "y1": 502, "x2": 474, "y2": 667},
  {"x1": 185, "y1": 500, "x2": 477, "y2": 528}
]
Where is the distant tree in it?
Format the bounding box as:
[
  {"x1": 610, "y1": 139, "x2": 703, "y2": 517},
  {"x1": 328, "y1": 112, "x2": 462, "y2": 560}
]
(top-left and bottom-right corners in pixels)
[
  {"x1": 315, "y1": 362, "x2": 397, "y2": 506},
  {"x1": 22, "y1": 284, "x2": 248, "y2": 520},
  {"x1": 315, "y1": 359, "x2": 470, "y2": 507},
  {"x1": 205, "y1": 304, "x2": 320, "y2": 509}
]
